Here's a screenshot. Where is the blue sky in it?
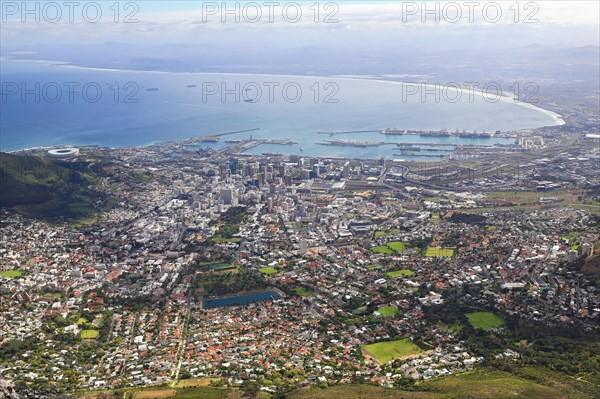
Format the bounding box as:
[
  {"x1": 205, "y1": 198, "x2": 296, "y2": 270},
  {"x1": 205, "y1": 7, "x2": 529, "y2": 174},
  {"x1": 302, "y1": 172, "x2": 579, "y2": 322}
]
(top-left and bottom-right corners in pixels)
[{"x1": 1, "y1": 1, "x2": 598, "y2": 47}]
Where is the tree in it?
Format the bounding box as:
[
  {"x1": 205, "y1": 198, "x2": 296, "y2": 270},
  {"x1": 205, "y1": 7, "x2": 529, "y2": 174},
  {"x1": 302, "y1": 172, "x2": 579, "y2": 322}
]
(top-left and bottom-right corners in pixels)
[
  {"x1": 242, "y1": 380, "x2": 261, "y2": 398},
  {"x1": 180, "y1": 369, "x2": 192, "y2": 379}
]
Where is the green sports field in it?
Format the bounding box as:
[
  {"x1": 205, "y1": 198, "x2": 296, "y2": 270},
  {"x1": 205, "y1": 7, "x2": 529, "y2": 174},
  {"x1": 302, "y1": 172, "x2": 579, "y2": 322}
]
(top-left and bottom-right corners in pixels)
[
  {"x1": 387, "y1": 269, "x2": 414, "y2": 277},
  {"x1": 371, "y1": 241, "x2": 408, "y2": 255},
  {"x1": 363, "y1": 338, "x2": 423, "y2": 364},
  {"x1": 259, "y1": 267, "x2": 278, "y2": 275},
  {"x1": 387, "y1": 241, "x2": 407, "y2": 252},
  {"x1": 293, "y1": 286, "x2": 313, "y2": 297},
  {"x1": 81, "y1": 329, "x2": 100, "y2": 339},
  {"x1": 467, "y1": 312, "x2": 505, "y2": 330},
  {"x1": 371, "y1": 245, "x2": 394, "y2": 254},
  {"x1": 378, "y1": 306, "x2": 398, "y2": 317},
  {"x1": 425, "y1": 247, "x2": 454, "y2": 257},
  {"x1": 0, "y1": 270, "x2": 23, "y2": 278}
]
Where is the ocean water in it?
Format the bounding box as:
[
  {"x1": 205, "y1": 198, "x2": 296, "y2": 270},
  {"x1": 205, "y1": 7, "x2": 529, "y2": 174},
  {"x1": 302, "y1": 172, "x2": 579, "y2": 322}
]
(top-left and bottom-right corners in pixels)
[{"x1": 0, "y1": 59, "x2": 563, "y2": 159}]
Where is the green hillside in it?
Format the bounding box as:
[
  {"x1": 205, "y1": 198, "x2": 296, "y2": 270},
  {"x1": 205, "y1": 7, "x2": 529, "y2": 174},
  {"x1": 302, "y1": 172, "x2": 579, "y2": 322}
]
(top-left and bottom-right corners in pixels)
[
  {"x1": 0, "y1": 152, "x2": 106, "y2": 220},
  {"x1": 288, "y1": 368, "x2": 598, "y2": 399}
]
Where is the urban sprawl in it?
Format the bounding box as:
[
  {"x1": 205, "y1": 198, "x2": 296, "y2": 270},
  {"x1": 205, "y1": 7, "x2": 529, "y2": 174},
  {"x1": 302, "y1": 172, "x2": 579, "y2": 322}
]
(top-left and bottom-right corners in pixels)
[{"x1": 1, "y1": 127, "x2": 599, "y2": 396}]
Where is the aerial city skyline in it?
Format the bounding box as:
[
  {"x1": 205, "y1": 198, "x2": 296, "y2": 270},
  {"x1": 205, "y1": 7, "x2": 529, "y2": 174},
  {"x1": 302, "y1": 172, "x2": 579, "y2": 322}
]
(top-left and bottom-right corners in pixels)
[{"x1": 0, "y1": 1, "x2": 599, "y2": 399}]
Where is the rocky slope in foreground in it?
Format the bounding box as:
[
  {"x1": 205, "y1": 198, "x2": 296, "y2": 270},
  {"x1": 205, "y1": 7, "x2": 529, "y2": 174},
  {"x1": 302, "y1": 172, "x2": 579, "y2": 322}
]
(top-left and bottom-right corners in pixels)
[{"x1": 0, "y1": 379, "x2": 74, "y2": 399}]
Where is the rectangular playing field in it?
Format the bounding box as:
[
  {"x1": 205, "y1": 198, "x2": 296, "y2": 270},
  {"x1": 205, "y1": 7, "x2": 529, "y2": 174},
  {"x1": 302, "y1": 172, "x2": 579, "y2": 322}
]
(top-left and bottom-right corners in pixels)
[
  {"x1": 387, "y1": 269, "x2": 414, "y2": 277},
  {"x1": 370, "y1": 245, "x2": 394, "y2": 254},
  {"x1": 0, "y1": 270, "x2": 23, "y2": 278},
  {"x1": 293, "y1": 286, "x2": 313, "y2": 297},
  {"x1": 371, "y1": 241, "x2": 407, "y2": 255},
  {"x1": 363, "y1": 338, "x2": 423, "y2": 364},
  {"x1": 80, "y1": 329, "x2": 99, "y2": 339},
  {"x1": 425, "y1": 247, "x2": 454, "y2": 257},
  {"x1": 467, "y1": 312, "x2": 505, "y2": 330},
  {"x1": 387, "y1": 241, "x2": 406, "y2": 252},
  {"x1": 378, "y1": 306, "x2": 398, "y2": 317},
  {"x1": 259, "y1": 267, "x2": 278, "y2": 275}
]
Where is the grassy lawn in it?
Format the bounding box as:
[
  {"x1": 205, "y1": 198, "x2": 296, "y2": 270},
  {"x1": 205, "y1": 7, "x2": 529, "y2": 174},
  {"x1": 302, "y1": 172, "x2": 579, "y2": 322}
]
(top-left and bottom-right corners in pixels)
[
  {"x1": 467, "y1": 312, "x2": 505, "y2": 330},
  {"x1": 80, "y1": 329, "x2": 100, "y2": 339},
  {"x1": 387, "y1": 241, "x2": 407, "y2": 252},
  {"x1": 103, "y1": 386, "x2": 234, "y2": 399},
  {"x1": 477, "y1": 190, "x2": 597, "y2": 215},
  {"x1": 197, "y1": 262, "x2": 237, "y2": 272},
  {"x1": 371, "y1": 245, "x2": 394, "y2": 254},
  {"x1": 438, "y1": 322, "x2": 463, "y2": 335},
  {"x1": 352, "y1": 306, "x2": 369, "y2": 315},
  {"x1": 133, "y1": 390, "x2": 176, "y2": 399},
  {"x1": 175, "y1": 378, "x2": 221, "y2": 388},
  {"x1": 173, "y1": 387, "x2": 231, "y2": 399},
  {"x1": 387, "y1": 269, "x2": 414, "y2": 277},
  {"x1": 363, "y1": 338, "x2": 423, "y2": 364},
  {"x1": 0, "y1": 270, "x2": 23, "y2": 278},
  {"x1": 73, "y1": 216, "x2": 100, "y2": 228},
  {"x1": 258, "y1": 267, "x2": 278, "y2": 275},
  {"x1": 211, "y1": 237, "x2": 242, "y2": 243},
  {"x1": 292, "y1": 286, "x2": 313, "y2": 297},
  {"x1": 374, "y1": 229, "x2": 400, "y2": 238},
  {"x1": 487, "y1": 191, "x2": 543, "y2": 204},
  {"x1": 378, "y1": 306, "x2": 398, "y2": 317},
  {"x1": 560, "y1": 232, "x2": 580, "y2": 245},
  {"x1": 371, "y1": 241, "x2": 407, "y2": 255},
  {"x1": 425, "y1": 247, "x2": 454, "y2": 257}
]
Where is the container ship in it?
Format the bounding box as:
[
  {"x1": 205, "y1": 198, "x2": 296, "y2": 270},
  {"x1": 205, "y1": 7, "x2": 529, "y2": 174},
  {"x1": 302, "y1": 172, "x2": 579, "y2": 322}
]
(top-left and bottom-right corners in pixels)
[
  {"x1": 321, "y1": 139, "x2": 383, "y2": 147},
  {"x1": 382, "y1": 128, "x2": 491, "y2": 138}
]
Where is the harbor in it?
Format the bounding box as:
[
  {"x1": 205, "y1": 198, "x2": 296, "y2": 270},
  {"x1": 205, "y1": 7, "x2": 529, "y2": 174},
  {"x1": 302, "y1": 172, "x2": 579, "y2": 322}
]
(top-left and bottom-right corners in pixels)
[
  {"x1": 184, "y1": 128, "x2": 261, "y2": 145},
  {"x1": 180, "y1": 124, "x2": 523, "y2": 161},
  {"x1": 319, "y1": 139, "x2": 384, "y2": 147},
  {"x1": 381, "y1": 128, "x2": 495, "y2": 138}
]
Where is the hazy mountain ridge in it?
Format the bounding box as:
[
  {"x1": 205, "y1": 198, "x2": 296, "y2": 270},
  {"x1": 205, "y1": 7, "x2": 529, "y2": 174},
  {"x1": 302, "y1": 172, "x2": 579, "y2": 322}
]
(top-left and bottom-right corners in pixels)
[{"x1": 3, "y1": 43, "x2": 598, "y2": 81}]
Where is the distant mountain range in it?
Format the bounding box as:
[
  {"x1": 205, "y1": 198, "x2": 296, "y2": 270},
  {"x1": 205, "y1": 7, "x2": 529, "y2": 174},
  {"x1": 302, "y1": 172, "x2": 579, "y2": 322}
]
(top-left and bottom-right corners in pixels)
[{"x1": 3, "y1": 43, "x2": 598, "y2": 82}]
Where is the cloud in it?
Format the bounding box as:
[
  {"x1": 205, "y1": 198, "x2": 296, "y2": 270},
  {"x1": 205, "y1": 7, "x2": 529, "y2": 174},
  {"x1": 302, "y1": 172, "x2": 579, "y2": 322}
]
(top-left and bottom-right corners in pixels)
[{"x1": 1, "y1": 1, "x2": 598, "y2": 46}]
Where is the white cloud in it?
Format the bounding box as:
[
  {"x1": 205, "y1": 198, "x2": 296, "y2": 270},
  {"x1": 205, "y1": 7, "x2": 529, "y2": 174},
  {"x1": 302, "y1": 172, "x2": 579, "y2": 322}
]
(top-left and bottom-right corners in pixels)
[{"x1": 1, "y1": 1, "x2": 597, "y2": 46}]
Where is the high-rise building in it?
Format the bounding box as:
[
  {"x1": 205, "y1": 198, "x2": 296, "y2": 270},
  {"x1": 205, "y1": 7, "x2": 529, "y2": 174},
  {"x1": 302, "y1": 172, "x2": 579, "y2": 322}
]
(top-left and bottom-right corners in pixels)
[
  {"x1": 581, "y1": 243, "x2": 592, "y2": 257},
  {"x1": 229, "y1": 157, "x2": 239, "y2": 173},
  {"x1": 342, "y1": 162, "x2": 350, "y2": 178},
  {"x1": 220, "y1": 188, "x2": 234, "y2": 205},
  {"x1": 300, "y1": 239, "x2": 308, "y2": 256}
]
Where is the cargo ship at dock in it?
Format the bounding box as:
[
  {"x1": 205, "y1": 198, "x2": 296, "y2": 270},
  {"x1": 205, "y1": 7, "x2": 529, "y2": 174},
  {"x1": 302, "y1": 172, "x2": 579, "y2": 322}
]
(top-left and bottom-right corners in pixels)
[
  {"x1": 394, "y1": 152, "x2": 446, "y2": 158},
  {"x1": 320, "y1": 139, "x2": 383, "y2": 147},
  {"x1": 199, "y1": 136, "x2": 220, "y2": 142},
  {"x1": 382, "y1": 128, "x2": 491, "y2": 138}
]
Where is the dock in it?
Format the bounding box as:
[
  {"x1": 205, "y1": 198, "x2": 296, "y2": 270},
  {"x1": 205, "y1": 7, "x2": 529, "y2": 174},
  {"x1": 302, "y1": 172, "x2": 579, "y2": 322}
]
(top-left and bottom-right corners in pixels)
[{"x1": 185, "y1": 128, "x2": 261, "y2": 144}]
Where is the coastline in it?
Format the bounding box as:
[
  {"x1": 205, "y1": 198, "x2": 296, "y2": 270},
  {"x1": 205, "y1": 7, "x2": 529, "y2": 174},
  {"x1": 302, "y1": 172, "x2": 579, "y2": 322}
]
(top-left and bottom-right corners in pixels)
[
  {"x1": 0, "y1": 58, "x2": 566, "y2": 153},
  {"x1": 59, "y1": 62, "x2": 566, "y2": 128}
]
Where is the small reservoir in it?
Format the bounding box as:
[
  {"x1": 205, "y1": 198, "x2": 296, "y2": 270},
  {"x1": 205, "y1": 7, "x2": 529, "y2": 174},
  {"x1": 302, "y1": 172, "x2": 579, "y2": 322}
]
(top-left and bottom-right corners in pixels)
[{"x1": 202, "y1": 290, "x2": 281, "y2": 309}]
